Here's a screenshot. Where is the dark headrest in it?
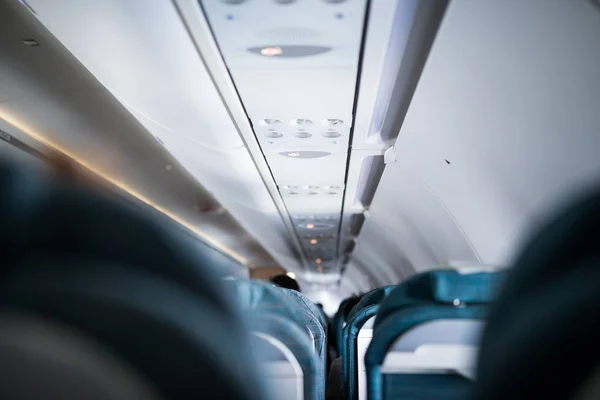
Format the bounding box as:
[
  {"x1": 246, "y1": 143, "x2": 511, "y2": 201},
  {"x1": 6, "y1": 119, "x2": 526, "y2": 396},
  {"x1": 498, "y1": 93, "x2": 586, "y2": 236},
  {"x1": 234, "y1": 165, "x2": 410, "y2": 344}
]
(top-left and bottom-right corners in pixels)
[
  {"x1": 376, "y1": 270, "x2": 506, "y2": 326},
  {"x1": 475, "y1": 187, "x2": 600, "y2": 399},
  {"x1": 0, "y1": 163, "x2": 236, "y2": 316},
  {"x1": 0, "y1": 162, "x2": 266, "y2": 399}
]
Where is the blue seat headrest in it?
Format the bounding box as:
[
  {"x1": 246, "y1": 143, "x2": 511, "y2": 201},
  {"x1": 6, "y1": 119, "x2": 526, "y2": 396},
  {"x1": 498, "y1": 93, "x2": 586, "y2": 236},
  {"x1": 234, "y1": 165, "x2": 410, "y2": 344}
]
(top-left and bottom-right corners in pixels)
[{"x1": 376, "y1": 270, "x2": 506, "y2": 326}]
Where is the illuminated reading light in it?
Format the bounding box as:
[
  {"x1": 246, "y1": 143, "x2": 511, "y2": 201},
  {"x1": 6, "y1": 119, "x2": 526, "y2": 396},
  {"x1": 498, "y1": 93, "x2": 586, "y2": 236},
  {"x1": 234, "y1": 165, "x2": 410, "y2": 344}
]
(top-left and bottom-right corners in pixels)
[
  {"x1": 306, "y1": 223, "x2": 315, "y2": 229},
  {"x1": 286, "y1": 152, "x2": 300, "y2": 157},
  {"x1": 0, "y1": 112, "x2": 248, "y2": 265},
  {"x1": 310, "y1": 239, "x2": 318, "y2": 245},
  {"x1": 286, "y1": 272, "x2": 296, "y2": 279},
  {"x1": 260, "y1": 46, "x2": 283, "y2": 56},
  {"x1": 315, "y1": 258, "x2": 322, "y2": 264}
]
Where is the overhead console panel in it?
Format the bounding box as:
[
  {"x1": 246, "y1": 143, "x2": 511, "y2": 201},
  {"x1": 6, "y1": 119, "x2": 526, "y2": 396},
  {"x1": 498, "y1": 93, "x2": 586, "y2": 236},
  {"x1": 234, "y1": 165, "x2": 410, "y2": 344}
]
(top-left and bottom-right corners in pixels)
[{"x1": 200, "y1": 0, "x2": 368, "y2": 274}]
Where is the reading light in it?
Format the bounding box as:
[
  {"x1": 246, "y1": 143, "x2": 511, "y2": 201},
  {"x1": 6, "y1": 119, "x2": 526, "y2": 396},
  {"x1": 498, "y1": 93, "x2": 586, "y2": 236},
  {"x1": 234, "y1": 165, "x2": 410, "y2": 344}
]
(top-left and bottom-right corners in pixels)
[
  {"x1": 310, "y1": 239, "x2": 318, "y2": 245},
  {"x1": 286, "y1": 152, "x2": 301, "y2": 157},
  {"x1": 260, "y1": 46, "x2": 283, "y2": 56},
  {"x1": 286, "y1": 272, "x2": 296, "y2": 279},
  {"x1": 315, "y1": 258, "x2": 322, "y2": 264},
  {"x1": 306, "y1": 223, "x2": 315, "y2": 229}
]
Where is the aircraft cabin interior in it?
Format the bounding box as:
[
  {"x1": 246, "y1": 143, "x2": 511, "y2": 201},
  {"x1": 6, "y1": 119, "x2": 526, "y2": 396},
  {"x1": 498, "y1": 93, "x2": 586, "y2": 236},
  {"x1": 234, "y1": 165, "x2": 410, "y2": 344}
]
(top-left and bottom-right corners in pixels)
[{"x1": 0, "y1": 0, "x2": 599, "y2": 399}]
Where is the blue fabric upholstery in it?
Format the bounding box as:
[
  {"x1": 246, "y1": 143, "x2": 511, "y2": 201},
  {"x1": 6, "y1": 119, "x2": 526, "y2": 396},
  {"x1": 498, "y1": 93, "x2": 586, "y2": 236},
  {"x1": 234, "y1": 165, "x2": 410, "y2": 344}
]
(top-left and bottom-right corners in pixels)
[
  {"x1": 225, "y1": 279, "x2": 321, "y2": 400},
  {"x1": 366, "y1": 306, "x2": 488, "y2": 400},
  {"x1": 364, "y1": 270, "x2": 504, "y2": 400},
  {"x1": 382, "y1": 373, "x2": 471, "y2": 400},
  {"x1": 250, "y1": 314, "x2": 320, "y2": 400},
  {"x1": 333, "y1": 296, "x2": 362, "y2": 355},
  {"x1": 278, "y1": 288, "x2": 327, "y2": 399},
  {"x1": 0, "y1": 261, "x2": 266, "y2": 400},
  {"x1": 375, "y1": 270, "x2": 506, "y2": 326},
  {"x1": 342, "y1": 285, "x2": 395, "y2": 400}
]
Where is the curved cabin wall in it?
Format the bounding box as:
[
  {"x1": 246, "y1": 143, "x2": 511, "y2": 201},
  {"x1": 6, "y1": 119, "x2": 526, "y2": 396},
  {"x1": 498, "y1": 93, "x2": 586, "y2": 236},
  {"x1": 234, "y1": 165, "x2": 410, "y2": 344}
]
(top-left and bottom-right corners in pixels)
[{"x1": 346, "y1": 0, "x2": 600, "y2": 291}]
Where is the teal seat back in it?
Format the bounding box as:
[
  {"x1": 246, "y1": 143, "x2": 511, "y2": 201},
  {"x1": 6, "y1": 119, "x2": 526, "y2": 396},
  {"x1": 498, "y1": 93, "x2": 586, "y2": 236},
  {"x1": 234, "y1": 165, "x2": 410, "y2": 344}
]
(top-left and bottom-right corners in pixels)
[
  {"x1": 333, "y1": 296, "x2": 362, "y2": 355},
  {"x1": 225, "y1": 280, "x2": 320, "y2": 400},
  {"x1": 375, "y1": 270, "x2": 506, "y2": 326},
  {"x1": 342, "y1": 285, "x2": 395, "y2": 400},
  {"x1": 365, "y1": 270, "x2": 506, "y2": 400},
  {"x1": 279, "y1": 289, "x2": 327, "y2": 399},
  {"x1": 475, "y1": 188, "x2": 600, "y2": 400}
]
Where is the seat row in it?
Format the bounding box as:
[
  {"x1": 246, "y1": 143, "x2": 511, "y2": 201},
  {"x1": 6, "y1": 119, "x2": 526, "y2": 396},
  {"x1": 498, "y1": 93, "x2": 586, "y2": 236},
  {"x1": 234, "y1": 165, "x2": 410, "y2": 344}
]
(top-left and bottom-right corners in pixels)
[
  {"x1": 2, "y1": 160, "x2": 600, "y2": 400},
  {"x1": 330, "y1": 269, "x2": 505, "y2": 400}
]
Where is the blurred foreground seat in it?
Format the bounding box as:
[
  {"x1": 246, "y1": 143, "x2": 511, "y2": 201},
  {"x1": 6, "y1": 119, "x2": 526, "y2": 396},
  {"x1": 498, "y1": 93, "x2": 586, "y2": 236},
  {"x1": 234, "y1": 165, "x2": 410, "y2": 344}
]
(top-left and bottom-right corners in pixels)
[{"x1": 0, "y1": 161, "x2": 266, "y2": 400}]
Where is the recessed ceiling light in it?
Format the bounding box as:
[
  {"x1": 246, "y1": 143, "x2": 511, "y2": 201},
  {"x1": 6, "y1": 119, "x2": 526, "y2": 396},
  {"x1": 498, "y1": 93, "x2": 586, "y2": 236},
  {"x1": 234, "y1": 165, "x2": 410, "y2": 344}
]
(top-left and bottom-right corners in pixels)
[
  {"x1": 315, "y1": 258, "x2": 322, "y2": 264},
  {"x1": 259, "y1": 119, "x2": 282, "y2": 125},
  {"x1": 260, "y1": 46, "x2": 283, "y2": 56},
  {"x1": 323, "y1": 118, "x2": 343, "y2": 126},
  {"x1": 265, "y1": 131, "x2": 283, "y2": 138},
  {"x1": 322, "y1": 131, "x2": 341, "y2": 138},
  {"x1": 22, "y1": 39, "x2": 39, "y2": 47},
  {"x1": 306, "y1": 223, "x2": 315, "y2": 229},
  {"x1": 310, "y1": 239, "x2": 318, "y2": 244}
]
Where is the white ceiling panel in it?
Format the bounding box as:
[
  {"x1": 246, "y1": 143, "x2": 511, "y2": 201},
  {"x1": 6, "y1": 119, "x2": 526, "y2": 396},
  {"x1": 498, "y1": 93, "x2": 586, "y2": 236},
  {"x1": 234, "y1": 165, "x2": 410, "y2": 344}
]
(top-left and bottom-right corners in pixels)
[{"x1": 201, "y1": 0, "x2": 368, "y2": 275}]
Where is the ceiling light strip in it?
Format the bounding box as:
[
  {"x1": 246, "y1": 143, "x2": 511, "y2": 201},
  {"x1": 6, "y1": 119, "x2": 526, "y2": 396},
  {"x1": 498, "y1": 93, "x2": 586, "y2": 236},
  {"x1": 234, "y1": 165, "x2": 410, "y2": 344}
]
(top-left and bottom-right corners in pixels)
[{"x1": 0, "y1": 112, "x2": 248, "y2": 265}]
